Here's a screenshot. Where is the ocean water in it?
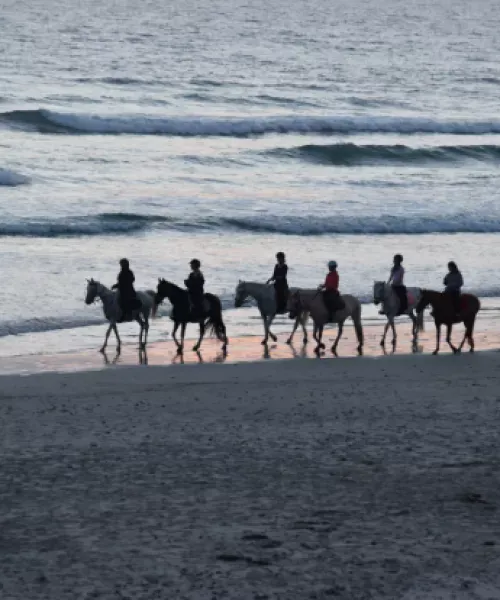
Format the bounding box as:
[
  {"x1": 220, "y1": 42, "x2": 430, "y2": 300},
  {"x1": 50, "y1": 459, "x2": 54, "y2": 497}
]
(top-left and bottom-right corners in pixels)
[{"x1": 1, "y1": 0, "x2": 500, "y2": 357}]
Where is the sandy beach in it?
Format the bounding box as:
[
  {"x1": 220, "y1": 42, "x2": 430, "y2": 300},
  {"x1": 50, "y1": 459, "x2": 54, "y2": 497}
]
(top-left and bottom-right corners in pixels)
[{"x1": 1, "y1": 344, "x2": 500, "y2": 599}]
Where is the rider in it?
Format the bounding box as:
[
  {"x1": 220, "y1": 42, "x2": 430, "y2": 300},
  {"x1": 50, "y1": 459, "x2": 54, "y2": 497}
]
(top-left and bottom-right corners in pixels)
[
  {"x1": 185, "y1": 259, "x2": 205, "y2": 319},
  {"x1": 443, "y1": 261, "x2": 463, "y2": 318},
  {"x1": 267, "y1": 251, "x2": 289, "y2": 313},
  {"x1": 112, "y1": 258, "x2": 139, "y2": 321},
  {"x1": 388, "y1": 253, "x2": 407, "y2": 313},
  {"x1": 319, "y1": 260, "x2": 340, "y2": 321}
]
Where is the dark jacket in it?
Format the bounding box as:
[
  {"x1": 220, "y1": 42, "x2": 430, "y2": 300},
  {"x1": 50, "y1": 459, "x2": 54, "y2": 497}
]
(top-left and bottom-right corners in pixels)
[
  {"x1": 272, "y1": 263, "x2": 288, "y2": 289},
  {"x1": 444, "y1": 271, "x2": 463, "y2": 293},
  {"x1": 185, "y1": 271, "x2": 204, "y2": 297}
]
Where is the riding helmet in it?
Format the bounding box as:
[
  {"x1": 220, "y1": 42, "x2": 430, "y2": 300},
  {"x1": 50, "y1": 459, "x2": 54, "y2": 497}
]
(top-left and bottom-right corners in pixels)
[
  {"x1": 394, "y1": 254, "x2": 403, "y2": 263},
  {"x1": 328, "y1": 260, "x2": 337, "y2": 270},
  {"x1": 190, "y1": 258, "x2": 201, "y2": 269},
  {"x1": 120, "y1": 258, "x2": 130, "y2": 268}
]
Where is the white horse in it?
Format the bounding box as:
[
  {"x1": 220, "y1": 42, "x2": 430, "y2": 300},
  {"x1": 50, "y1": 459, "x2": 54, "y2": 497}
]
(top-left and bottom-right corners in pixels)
[
  {"x1": 373, "y1": 281, "x2": 423, "y2": 347},
  {"x1": 288, "y1": 289, "x2": 364, "y2": 355},
  {"x1": 234, "y1": 281, "x2": 308, "y2": 345},
  {"x1": 85, "y1": 279, "x2": 155, "y2": 353}
]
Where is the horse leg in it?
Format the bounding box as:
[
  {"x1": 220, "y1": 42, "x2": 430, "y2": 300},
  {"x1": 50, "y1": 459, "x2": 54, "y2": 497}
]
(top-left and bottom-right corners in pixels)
[
  {"x1": 381, "y1": 320, "x2": 390, "y2": 346},
  {"x1": 143, "y1": 317, "x2": 149, "y2": 349},
  {"x1": 315, "y1": 326, "x2": 324, "y2": 353},
  {"x1": 261, "y1": 313, "x2": 269, "y2": 345},
  {"x1": 100, "y1": 323, "x2": 113, "y2": 353},
  {"x1": 460, "y1": 318, "x2": 475, "y2": 353},
  {"x1": 433, "y1": 323, "x2": 441, "y2": 355},
  {"x1": 301, "y1": 313, "x2": 309, "y2": 345},
  {"x1": 172, "y1": 322, "x2": 181, "y2": 351},
  {"x1": 267, "y1": 315, "x2": 277, "y2": 343},
  {"x1": 390, "y1": 318, "x2": 397, "y2": 347},
  {"x1": 286, "y1": 316, "x2": 300, "y2": 345},
  {"x1": 112, "y1": 323, "x2": 121, "y2": 353},
  {"x1": 410, "y1": 312, "x2": 417, "y2": 340},
  {"x1": 445, "y1": 324, "x2": 458, "y2": 354},
  {"x1": 193, "y1": 321, "x2": 205, "y2": 352},
  {"x1": 136, "y1": 316, "x2": 145, "y2": 349},
  {"x1": 331, "y1": 321, "x2": 343, "y2": 356},
  {"x1": 180, "y1": 322, "x2": 186, "y2": 353}
]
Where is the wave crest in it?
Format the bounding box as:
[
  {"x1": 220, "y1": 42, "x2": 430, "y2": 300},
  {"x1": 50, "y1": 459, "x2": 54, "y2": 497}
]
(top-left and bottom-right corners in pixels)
[
  {"x1": 273, "y1": 143, "x2": 500, "y2": 166},
  {"x1": 3, "y1": 108, "x2": 500, "y2": 136},
  {"x1": 3, "y1": 212, "x2": 500, "y2": 238}
]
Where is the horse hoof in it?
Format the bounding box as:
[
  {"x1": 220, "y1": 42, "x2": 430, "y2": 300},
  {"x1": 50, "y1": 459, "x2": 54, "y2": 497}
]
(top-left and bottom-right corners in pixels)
[
  {"x1": 432, "y1": 350, "x2": 438, "y2": 356},
  {"x1": 380, "y1": 340, "x2": 385, "y2": 347},
  {"x1": 99, "y1": 347, "x2": 105, "y2": 354},
  {"x1": 303, "y1": 337, "x2": 308, "y2": 345},
  {"x1": 453, "y1": 348, "x2": 460, "y2": 355},
  {"x1": 261, "y1": 340, "x2": 267, "y2": 346},
  {"x1": 271, "y1": 336, "x2": 277, "y2": 343},
  {"x1": 286, "y1": 338, "x2": 292, "y2": 345},
  {"x1": 470, "y1": 348, "x2": 474, "y2": 353},
  {"x1": 320, "y1": 343, "x2": 326, "y2": 350}
]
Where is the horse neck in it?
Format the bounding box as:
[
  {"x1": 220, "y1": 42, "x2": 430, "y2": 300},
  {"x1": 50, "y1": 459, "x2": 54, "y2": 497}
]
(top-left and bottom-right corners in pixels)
[
  {"x1": 161, "y1": 282, "x2": 185, "y2": 305},
  {"x1": 244, "y1": 282, "x2": 269, "y2": 301},
  {"x1": 423, "y1": 290, "x2": 441, "y2": 307},
  {"x1": 97, "y1": 283, "x2": 113, "y2": 301}
]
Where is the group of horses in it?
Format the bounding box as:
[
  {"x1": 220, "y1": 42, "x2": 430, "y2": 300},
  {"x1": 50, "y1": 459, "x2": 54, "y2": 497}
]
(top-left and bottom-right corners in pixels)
[{"x1": 85, "y1": 277, "x2": 480, "y2": 358}]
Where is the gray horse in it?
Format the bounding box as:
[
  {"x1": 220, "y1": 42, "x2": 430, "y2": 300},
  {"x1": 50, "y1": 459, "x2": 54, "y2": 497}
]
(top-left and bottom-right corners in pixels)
[{"x1": 85, "y1": 279, "x2": 155, "y2": 353}]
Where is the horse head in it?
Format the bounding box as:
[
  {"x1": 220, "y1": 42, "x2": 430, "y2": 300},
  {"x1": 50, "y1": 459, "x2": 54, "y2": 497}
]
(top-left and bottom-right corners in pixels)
[
  {"x1": 85, "y1": 278, "x2": 99, "y2": 305},
  {"x1": 234, "y1": 281, "x2": 247, "y2": 308},
  {"x1": 155, "y1": 278, "x2": 170, "y2": 306},
  {"x1": 373, "y1": 281, "x2": 386, "y2": 305}
]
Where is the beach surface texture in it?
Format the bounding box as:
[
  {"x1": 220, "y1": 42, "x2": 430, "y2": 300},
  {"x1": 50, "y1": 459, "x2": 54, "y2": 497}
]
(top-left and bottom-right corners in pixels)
[{"x1": 1, "y1": 353, "x2": 499, "y2": 599}]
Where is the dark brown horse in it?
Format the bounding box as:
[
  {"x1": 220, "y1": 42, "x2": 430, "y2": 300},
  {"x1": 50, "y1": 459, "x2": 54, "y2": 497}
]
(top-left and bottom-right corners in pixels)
[{"x1": 416, "y1": 289, "x2": 480, "y2": 355}]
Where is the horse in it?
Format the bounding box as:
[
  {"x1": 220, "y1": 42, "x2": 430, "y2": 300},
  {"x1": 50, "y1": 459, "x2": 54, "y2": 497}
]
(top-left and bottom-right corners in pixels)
[
  {"x1": 85, "y1": 279, "x2": 155, "y2": 353},
  {"x1": 287, "y1": 289, "x2": 364, "y2": 355},
  {"x1": 373, "y1": 281, "x2": 423, "y2": 347},
  {"x1": 153, "y1": 278, "x2": 228, "y2": 354},
  {"x1": 233, "y1": 281, "x2": 309, "y2": 345},
  {"x1": 416, "y1": 289, "x2": 480, "y2": 355}
]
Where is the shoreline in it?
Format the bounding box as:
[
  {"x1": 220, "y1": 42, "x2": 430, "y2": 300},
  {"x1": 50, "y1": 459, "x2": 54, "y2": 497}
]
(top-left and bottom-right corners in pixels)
[{"x1": 1, "y1": 317, "x2": 500, "y2": 376}]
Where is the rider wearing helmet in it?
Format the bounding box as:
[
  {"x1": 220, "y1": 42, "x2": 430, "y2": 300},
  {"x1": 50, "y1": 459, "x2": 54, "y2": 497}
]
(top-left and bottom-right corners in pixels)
[
  {"x1": 319, "y1": 260, "x2": 340, "y2": 321},
  {"x1": 112, "y1": 258, "x2": 139, "y2": 321},
  {"x1": 185, "y1": 259, "x2": 205, "y2": 319},
  {"x1": 388, "y1": 253, "x2": 407, "y2": 313},
  {"x1": 266, "y1": 251, "x2": 289, "y2": 313},
  {"x1": 443, "y1": 261, "x2": 463, "y2": 317}
]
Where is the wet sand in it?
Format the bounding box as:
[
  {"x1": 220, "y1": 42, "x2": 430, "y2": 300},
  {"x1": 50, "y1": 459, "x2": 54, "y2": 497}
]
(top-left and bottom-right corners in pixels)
[{"x1": 1, "y1": 317, "x2": 499, "y2": 375}]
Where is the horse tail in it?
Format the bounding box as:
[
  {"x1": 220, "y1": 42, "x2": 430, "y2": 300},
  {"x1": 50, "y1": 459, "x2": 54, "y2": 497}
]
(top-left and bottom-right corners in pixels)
[
  {"x1": 144, "y1": 290, "x2": 158, "y2": 318},
  {"x1": 353, "y1": 301, "x2": 364, "y2": 347},
  {"x1": 205, "y1": 294, "x2": 228, "y2": 342},
  {"x1": 416, "y1": 309, "x2": 425, "y2": 332}
]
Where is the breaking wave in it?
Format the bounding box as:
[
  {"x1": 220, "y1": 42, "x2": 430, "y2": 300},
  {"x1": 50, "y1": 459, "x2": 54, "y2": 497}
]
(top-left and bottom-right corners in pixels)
[
  {"x1": 272, "y1": 142, "x2": 500, "y2": 166},
  {"x1": 3, "y1": 108, "x2": 500, "y2": 136},
  {"x1": 4, "y1": 212, "x2": 500, "y2": 238},
  {"x1": 0, "y1": 167, "x2": 30, "y2": 186}
]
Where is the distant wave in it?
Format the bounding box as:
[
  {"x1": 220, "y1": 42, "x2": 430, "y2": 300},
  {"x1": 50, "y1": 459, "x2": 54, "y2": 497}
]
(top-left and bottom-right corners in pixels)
[
  {"x1": 3, "y1": 108, "x2": 500, "y2": 136},
  {"x1": 0, "y1": 167, "x2": 30, "y2": 186},
  {"x1": 4, "y1": 211, "x2": 500, "y2": 238},
  {"x1": 271, "y1": 143, "x2": 500, "y2": 166},
  {"x1": 0, "y1": 315, "x2": 105, "y2": 338}
]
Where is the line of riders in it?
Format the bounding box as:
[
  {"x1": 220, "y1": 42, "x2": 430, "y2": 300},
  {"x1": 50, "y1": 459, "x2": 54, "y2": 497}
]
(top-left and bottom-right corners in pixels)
[{"x1": 114, "y1": 253, "x2": 465, "y2": 325}]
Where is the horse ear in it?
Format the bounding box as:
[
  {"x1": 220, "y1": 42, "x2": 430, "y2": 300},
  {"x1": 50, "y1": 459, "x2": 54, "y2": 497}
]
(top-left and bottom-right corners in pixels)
[{"x1": 158, "y1": 277, "x2": 161, "y2": 283}]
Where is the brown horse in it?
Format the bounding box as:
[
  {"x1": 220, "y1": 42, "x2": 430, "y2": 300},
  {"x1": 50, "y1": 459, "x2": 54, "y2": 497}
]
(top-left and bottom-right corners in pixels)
[{"x1": 416, "y1": 290, "x2": 480, "y2": 355}]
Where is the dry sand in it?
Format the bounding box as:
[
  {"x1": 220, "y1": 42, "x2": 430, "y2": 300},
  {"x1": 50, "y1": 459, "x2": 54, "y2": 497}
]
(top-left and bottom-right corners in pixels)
[{"x1": 1, "y1": 346, "x2": 500, "y2": 599}]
